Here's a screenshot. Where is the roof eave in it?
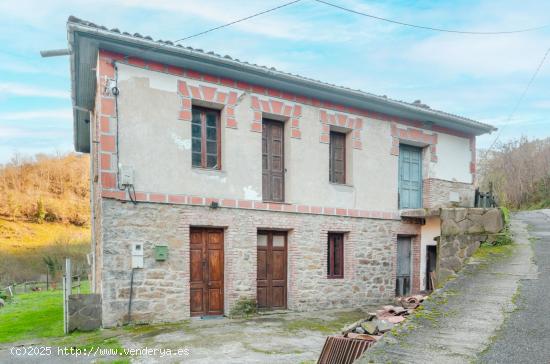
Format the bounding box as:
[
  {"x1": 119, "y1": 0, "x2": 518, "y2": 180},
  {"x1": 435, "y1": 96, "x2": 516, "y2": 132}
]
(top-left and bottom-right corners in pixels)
[{"x1": 68, "y1": 20, "x2": 496, "y2": 152}]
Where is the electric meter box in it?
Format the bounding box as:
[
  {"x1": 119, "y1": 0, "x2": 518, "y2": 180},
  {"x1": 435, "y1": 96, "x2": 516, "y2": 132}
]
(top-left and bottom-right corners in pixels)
[
  {"x1": 131, "y1": 243, "x2": 144, "y2": 269},
  {"x1": 119, "y1": 165, "x2": 134, "y2": 186},
  {"x1": 154, "y1": 245, "x2": 168, "y2": 261}
]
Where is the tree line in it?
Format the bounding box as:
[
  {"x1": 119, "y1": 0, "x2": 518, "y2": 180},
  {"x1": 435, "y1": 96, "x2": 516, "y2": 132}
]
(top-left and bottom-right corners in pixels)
[{"x1": 479, "y1": 137, "x2": 550, "y2": 210}]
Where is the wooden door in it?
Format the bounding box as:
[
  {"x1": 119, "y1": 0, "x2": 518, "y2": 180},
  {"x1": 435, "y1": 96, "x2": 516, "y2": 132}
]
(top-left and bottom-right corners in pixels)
[
  {"x1": 190, "y1": 228, "x2": 224, "y2": 316},
  {"x1": 426, "y1": 245, "x2": 437, "y2": 291},
  {"x1": 262, "y1": 119, "x2": 284, "y2": 202},
  {"x1": 399, "y1": 144, "x2": 423, "y2": 209},
  {"x1": 257, "y1": 231, "x2": 287, "y2": 310},
  {"x1": 396, "y1": 236, "x2": 412, "y2": 296}
]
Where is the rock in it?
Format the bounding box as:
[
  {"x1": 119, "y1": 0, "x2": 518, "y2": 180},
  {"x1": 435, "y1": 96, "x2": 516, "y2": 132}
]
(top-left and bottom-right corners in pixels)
[
  {"x1": 479, "y1": 208, "x2": 504, "y2": 233},
  {"x1": 0, "y1": 298, "x2": 4, "y2": 307},
  {"x1": 355, "y1": 326, "x2": 366, "y2": 334},
  {"x1": 361, "y1": 321, "x2": 378, "y2": 335},
  {"x1": 386, "y1": 315, "x2": 406, "y2": 324},
  {"x1": 376, "y1": 319, "x2": 394, "y2": 333},
  {"x1": 342, "y1": 319, "x2": 362, "y2": 334}
]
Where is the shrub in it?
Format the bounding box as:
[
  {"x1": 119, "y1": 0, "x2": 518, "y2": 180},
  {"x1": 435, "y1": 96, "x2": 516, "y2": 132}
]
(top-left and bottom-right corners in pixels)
[
  {"x1": 229, "y1": 297, "x2": 257, "y2": 318},
  {"x1": 35, "y1": 199, "x2": 46, "y2": 223}
]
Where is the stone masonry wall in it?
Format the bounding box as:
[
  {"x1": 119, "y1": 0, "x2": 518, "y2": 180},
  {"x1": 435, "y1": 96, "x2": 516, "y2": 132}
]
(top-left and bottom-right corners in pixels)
[
  {"x1": 423, "y1": 178, "x2": 475, "y2": 208},
  {"x1": 100, "y1": 198, "x2": 400, "y2": 327},
  {"x1": 68, "y1": 294, "x2": 102, "y2": 332},
  {"x1": 437, "y1": 208, "x2": 504, "y2": 284}
]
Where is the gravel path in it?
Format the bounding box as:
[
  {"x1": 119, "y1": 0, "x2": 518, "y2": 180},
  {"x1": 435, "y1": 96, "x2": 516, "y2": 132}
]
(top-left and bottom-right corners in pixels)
[
  {"x1": 479, "y1": 210, "x2": 550, "y2": 363},
  {"x1": 360, "y1": 213, "x2": 537, "y2": 364}
]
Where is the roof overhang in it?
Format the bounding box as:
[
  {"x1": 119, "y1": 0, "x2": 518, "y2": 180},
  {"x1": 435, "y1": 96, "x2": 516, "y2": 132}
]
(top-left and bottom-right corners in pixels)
[{"x1": 67, "y1": 19, "x2": 497, "y2": 153}]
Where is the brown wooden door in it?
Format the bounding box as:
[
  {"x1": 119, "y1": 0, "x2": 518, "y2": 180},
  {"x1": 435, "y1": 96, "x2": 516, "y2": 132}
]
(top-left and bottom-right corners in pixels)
[
  {"x1": 190, "y1": 228, "x2": 224, "y2": 316},
  {"x1": 262, "y1": 119, "x2": 284, "y2": 202},
  {"x1": 257, "y1": 231, "x2": 287, "y2": 310}
]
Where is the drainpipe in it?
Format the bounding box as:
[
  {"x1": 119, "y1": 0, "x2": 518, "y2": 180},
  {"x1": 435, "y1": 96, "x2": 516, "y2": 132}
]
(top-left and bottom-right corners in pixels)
[{"x1": 126, "y1": 267, "x2": 137, "y2": 325}]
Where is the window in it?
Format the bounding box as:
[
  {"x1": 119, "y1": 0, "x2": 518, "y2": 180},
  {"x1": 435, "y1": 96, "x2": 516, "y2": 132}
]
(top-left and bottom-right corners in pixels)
[
  {"x1": 191, "y1": 107, "x2": 220, "y2": 169},
  {"x1": 262, "y1": 119, "x2": 285, "y2": 202},
  {"x1": 327, "y1": 233, "x2": 344, "y2": 278},
  {"x1": 329, "y1": 131, "x2": 346, "y2": 184}
]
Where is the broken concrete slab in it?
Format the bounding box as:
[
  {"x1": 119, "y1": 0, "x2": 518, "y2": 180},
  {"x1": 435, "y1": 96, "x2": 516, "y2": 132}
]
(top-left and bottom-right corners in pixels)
[{"x1": 376, "y1": 320, "x2": 394, "y2": 333}]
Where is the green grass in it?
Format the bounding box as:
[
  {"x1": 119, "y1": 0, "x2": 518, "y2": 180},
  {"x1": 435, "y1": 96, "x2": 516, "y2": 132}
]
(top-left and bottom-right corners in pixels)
[
  {"x1": 0, "y1": 281, "x2": 89, "y2": 343},
  {"x1": 472, "y1": 244, "x2": 515, "y2": 261}
]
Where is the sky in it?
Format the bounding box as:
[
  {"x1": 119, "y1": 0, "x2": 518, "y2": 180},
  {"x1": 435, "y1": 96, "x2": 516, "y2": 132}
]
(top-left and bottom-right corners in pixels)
[{"x1": 0, "y1": 0, "x2": 549, "y2": 163}]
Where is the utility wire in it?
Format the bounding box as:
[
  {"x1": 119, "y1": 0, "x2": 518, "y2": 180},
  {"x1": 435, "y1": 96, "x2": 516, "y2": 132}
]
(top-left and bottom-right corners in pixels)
[
  {"x1": 174, "y1": 0, "x2": 302, "y2": 43},
  {"x1": 481, "y1": 47, "x2": 550, "y2": 161},
  {"x1": 140, "y1": 0, "x2": 302, "y2": 55},
  {"x1": 315, "y1": 0, "x2": 549, "y2": 35}
]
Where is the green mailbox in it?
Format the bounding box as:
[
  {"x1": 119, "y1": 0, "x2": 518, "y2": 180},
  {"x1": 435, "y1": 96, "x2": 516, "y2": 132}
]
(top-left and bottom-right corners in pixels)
[{"x1": 154, "y1": 245, "x2": 168, "y2": 261}]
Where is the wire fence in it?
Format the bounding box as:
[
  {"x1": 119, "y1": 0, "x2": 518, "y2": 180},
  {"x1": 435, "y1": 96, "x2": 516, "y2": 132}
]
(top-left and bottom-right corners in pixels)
[{"x1": 2, "y1": 276, "x2": 84, "y2": 296}]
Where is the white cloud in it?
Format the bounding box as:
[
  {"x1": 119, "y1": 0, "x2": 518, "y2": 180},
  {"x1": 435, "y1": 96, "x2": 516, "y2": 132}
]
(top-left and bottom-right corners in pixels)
[
  {"x1": 0, "y1": 108, "x2": 72, "y2": 121},
  {"x1": 0, "y1": 83, "x2": 70, "y2": 98},
  {"x1": 405, "y1": 33, "x2": 549, "y2": 76}
]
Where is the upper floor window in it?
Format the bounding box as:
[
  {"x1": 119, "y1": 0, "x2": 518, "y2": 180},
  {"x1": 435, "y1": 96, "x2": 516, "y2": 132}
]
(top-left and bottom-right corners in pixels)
[
  {"x1": 329, "y1": 131, "x2": 346, "y2": 184},
  {"x1": 262, "y1": 119, "x2": 285, "y2": 202},
  {"x1": 192, "y1": 106, "x2": 220, "y2": 169}
]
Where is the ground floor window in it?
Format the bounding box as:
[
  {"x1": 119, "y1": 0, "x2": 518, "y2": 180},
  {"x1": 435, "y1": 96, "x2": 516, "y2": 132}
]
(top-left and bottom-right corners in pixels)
[{"x1": 327, "y1": 233, "x2": 344, "y2": 278}]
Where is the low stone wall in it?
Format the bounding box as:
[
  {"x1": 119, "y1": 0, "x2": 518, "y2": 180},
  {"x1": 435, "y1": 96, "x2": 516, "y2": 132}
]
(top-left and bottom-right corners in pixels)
[
  {"x1": 68, "y1": 294, "x2": 102, "y2": 332},
  {"x1": 423, "y1": 178, "x2": 475, "y2": 208},
  {"x1": 437, "y1": 208, "x2": 504, "y2": 284}
]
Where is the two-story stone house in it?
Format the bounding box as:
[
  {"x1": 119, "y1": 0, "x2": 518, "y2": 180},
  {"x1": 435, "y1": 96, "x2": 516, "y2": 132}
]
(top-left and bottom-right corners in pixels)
[{"x1": 66, "y1": 17, "x2": 495, "y2": 327}]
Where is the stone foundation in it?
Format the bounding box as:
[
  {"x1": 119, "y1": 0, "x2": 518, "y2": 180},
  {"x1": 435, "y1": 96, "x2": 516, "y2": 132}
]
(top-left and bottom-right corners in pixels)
[
  {"x1": 423, "y1": 178, "x2": 475, "y2": 208},
  {"x1": 99, "y1": 198, "x2": 405, "y2": 327}
]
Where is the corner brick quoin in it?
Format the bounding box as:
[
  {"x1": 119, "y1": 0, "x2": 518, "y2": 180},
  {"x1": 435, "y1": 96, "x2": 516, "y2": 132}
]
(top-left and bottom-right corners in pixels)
[
  {"x1": 469, "y1": 136, "x2": 476, "y2": 183},
  {"x1": 97, "y1": 49, "x2": 474, "y2": 141},
  {"x1": 250, "y1": 95, "x2": 302, "y2": 138},
  {"x1": 390, "y1": 122, "x2": 438, "y2": 162},
  {"x1": 319, "y1": 110, "x2": 364, "y2": 149},
  {"x1": 100, "y1": 189, "x2": 400, "y2": 220}
]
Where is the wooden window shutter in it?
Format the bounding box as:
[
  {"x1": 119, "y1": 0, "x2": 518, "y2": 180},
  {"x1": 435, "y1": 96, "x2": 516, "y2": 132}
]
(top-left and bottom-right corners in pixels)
[{"x1": 329, "y1": 131, "x2": 346, "y2": 184}]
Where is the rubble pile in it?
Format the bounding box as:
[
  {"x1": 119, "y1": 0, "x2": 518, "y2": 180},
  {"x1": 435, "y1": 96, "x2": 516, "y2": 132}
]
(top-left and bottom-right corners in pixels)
[{"x1": 341, "y1": 295, "x2": 427, "y2": 342}]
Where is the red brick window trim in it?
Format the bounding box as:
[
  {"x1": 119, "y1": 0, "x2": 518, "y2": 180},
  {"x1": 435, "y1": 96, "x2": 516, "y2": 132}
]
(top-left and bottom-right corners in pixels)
[
  {"x1": 250, "y1": 95, "x2": 302, "y2": 138},
  {"x1": 328, "y1": 232, "x2": 345, "y2": 279},
  {"x1": 177, "y1": 80, "x2": 240, "y2": 129},
  {"x1": 319, "y1": 110, "x2": 363, "y2": 150},
  {"x1": 390, "y1": 122, "x2": 438, "y2": 162}
]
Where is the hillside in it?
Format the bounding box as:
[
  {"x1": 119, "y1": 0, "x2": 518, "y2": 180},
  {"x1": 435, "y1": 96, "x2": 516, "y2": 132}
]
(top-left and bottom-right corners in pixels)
[
  {"x1": 0, "y1": 153, "x2": 90, "y2": 225},
  {"x1": 0, "y1": 153, "x2": 91, "y2": 285}
]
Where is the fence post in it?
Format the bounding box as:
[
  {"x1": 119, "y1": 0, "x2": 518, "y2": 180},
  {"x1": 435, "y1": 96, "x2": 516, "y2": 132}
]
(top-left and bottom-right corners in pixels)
[{"x1": 63, "y1": 258, "x2": 72, "y2": 335}]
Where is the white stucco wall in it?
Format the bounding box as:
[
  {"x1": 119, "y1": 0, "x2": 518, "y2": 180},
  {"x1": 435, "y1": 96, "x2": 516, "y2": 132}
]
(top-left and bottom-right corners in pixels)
[
  {"x1": 113, "y1": 63, "x2": 472, "y2": 212},
  {"x1": 420, "y1": 217, "x2": 440, "y2": 291},
  {"x1": 430, "y1": 133, "x2": 471, "y2": 183}
]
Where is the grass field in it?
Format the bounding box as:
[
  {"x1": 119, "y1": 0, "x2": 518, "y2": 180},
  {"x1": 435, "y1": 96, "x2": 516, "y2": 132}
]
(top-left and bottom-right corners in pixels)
[
  {"x1": 0, "y1": 218, "x2": 89, "y2": 253},
  {"x1": 0, "y1": 281, "x2": 90, "y2": 343},
  {"x1": 0, "y1": 282, "x2": 130, "y2": 363},
  {"x1": 0, "y1": 218, "x2": 90, "y2": 286}
]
